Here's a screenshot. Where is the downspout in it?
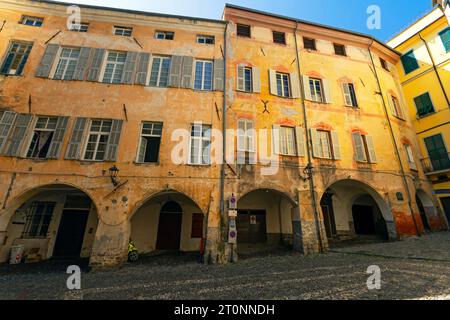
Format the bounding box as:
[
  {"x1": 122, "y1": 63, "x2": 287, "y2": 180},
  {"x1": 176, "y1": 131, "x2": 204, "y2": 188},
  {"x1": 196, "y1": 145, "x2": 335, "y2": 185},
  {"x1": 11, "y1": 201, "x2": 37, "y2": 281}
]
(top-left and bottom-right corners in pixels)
[
  {"x1": 418, "y1": 32, "x2": 450, "y2": 107},
  {"x1": 368, "y1": 40, "x2": 421, "y2": 237},
  {"x1": 294, "y1": 21, "x2": 323, "y2": 253}
]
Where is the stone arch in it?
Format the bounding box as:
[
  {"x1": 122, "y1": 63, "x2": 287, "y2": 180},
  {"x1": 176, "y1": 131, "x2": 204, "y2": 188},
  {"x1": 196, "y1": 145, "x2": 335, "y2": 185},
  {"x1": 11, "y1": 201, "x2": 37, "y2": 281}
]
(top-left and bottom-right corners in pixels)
[{"x1": 415, "y1": 189, "x2": 436, "y2": 231}]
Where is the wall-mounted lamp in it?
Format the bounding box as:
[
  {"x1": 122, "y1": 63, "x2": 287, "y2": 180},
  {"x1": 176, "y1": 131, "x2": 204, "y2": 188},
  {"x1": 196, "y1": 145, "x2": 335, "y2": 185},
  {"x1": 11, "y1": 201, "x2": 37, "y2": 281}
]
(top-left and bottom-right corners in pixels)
[{"x1": 109, "y1": 165, "x2": 120, "y2": 187}]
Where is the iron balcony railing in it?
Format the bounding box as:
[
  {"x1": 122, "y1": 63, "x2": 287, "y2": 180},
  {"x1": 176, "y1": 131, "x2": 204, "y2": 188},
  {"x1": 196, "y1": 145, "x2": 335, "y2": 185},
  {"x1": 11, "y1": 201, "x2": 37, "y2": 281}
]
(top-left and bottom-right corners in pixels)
[{"x1": 421, "y1": 152, "x2": 450, "y2": 174}]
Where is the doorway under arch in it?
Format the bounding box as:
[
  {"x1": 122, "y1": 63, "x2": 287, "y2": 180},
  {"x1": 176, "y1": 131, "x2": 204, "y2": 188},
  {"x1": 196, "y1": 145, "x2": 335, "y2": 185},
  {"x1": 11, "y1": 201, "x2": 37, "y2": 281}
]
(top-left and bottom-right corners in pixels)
[
  {"x1": 156, "y1": 201, "x2": 183, "y2": 250},
  {"x1": 415, "y1": 189, "x2": 435, "y2": 231}
]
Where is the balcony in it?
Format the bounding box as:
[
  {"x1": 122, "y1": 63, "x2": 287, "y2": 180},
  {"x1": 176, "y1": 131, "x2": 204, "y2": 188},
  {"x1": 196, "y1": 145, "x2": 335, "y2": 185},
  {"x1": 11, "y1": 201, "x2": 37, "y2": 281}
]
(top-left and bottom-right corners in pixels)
[{"x1": 421, "y1": 153, "x2": 450, "y2": 174}]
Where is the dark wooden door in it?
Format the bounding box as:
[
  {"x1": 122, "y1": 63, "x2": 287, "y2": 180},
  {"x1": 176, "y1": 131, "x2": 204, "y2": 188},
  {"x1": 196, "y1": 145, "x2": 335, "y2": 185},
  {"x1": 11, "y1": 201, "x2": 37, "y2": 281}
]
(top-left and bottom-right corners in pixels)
[
  {"x1": 441, "y1": 197, "x2": 450, "y2": 226},
  {"x1": 54, "y1": 210, "x2": 89, "y2": 257},
  {"x1": 237, "y1": 210, "x2": 267, "y2": 244},
  {"x1": 352, "y1": 205, "x2": 376, "y2": 235},
  {"x1": 156, "y1": 202, "x2": 182, "y2": 250}
]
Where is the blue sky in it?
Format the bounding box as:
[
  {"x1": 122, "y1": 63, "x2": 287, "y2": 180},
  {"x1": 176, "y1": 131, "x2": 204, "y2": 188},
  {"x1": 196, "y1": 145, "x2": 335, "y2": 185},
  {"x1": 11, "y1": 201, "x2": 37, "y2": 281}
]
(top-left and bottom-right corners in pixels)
[{"x1": 53, "y1": 0, "x2": 432, "y2": 41}]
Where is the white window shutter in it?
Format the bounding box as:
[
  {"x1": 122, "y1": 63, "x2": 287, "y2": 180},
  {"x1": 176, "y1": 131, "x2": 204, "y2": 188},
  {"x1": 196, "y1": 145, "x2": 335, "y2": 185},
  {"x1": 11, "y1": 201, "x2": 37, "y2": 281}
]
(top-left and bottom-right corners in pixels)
[
  {"x1": 295, "y1": 126, "x2": 305, "y2": 157},
  {"x1": 387, "y1": 94, "x2": 397, "y2": 117},
  {"x1": 352, "y1": 132, "x2": 366, "y2": 162},
  {"x1": 237, "y1": 119, "x2": 246, "y2": 152},
  {"x1": 342, "y1": 83, "x2": 352, "y2": 106},
  {"x1": 365, "y1": 135, "x2": 377, "y2": 163},
  {"x1": 269, "y1": 69, "x2": 278, "y2": 96},
  {"x1": 237, "y1": 65, "x2": 245, "y2": 91},
  {"x1": 323, "y1": 79, "x2": 332, "y2": 103},
  {"x1": 406, "y1": 145, "x2": 417, "y2": 170},
  {"x1": 310, "y1": 128, "x2": 322, "y2": 158},
  {"x1": 290, "y1": 72, "x2": 301, "y2": 99},
  {"x1": 302, "y1": 75, "x2": 312, "y2": 101},
  {"x1": 272, "y1": 124, "x2": 280, "y2": 155},
  {"x1": 331, "y1": 131, "x2": 341, "y2": 160},
  {"x1": 252, "y1": 67, "x2": 261, "y2": 93}
]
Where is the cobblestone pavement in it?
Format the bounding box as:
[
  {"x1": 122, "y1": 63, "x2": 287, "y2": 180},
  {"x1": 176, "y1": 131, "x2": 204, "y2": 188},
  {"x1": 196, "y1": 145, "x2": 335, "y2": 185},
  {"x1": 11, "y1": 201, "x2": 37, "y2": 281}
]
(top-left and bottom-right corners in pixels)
[{"x1": 0, "y1": 232, "x2": 449, "y2": 300}]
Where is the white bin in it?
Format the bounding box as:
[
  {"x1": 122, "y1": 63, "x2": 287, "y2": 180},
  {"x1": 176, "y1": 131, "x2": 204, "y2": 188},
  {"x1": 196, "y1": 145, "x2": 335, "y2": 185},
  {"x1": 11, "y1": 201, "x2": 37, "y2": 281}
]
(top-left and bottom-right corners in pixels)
[{"x1": 9, "y1": 245, "x2": 24, "y2": 265}]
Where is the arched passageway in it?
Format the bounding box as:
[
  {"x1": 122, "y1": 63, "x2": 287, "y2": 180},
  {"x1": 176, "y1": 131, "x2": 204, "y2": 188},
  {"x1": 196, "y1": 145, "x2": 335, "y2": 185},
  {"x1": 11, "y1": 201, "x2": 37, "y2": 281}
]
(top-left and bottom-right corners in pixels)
[
  {"x1": 130, "y1": 191, "x2": 205, "y2": 255},
  {"x1": 236, "y1": 189, "x2": 297, "y2": 255},
  {"x1": 319, "y1": 180, "x2": 396, "y2": 245},
  {"x1": 415, "y1": 189, "x2": 436, "y2": 231},
  {"x1": 0, "y1": 184, "x2": 98, "y2": 264}
]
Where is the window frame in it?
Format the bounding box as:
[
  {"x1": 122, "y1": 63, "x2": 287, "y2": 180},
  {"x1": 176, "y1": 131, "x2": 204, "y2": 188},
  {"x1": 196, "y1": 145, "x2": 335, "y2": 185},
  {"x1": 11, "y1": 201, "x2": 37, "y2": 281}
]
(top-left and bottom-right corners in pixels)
[
  {"x1": 101, "y1": 51, "x2": 127, "y2": 84},
  {"x1": 194, "y1": 60, "x2": 213, "y2": 91},
  {"x1": 22, "y1": 202, "x2": 55, "y2": 239},
  {"x1": 303, "y1": 37, "x2": 317, "y2": 50},
  {"x1": 197, "y1": 35, "x2": 215, "y2": 45},
  {"x1": 237, "y1": 119, "x2": 256, "y2": 153},
  {"x1": 237, "y1": 24, "x2": 251, "y2": 38},
  {"x1": 53, "y1": 47, "x2": 81, "y2": 80},
  {"x1": 439, "y1": 27, "x2": 450, "y2": 53},
  {"x1": 404, "y1": 144, "x2": 417, "y2": 170},
  {"x1": 414, "y1": 92, "x2": 435, "y2": 118},
  {"x1": 380, "y1": 58, "x2": 389, "y2": 71},
  {"x1": 342, "y1": 83, "x2": 358, "y2": 107},
  {"x1": 25, "y1": 116, "x2": 58, "y2": 159},
  {"x1": 273, "y1": 31, "x2": 286, "y2": 45},
  {"x1": 155, "y1": 31, "x2": 175, "y2": 40},
  {"x1": 82, "y1": 119, "x2": 113, "y2": 161},
  {"x1": 149, "y1": 56, "x2": 171, "y2": 87},
  {"x1": 279, "y1": 126, "x2": 297, "y2": 156},
  {"x1": 69, "y1": 22, "x2": 89, "y2": 32},
  {"x1": 136, "y1": 121, "x2": 163, "y2": 164},
  {"x1": 401, "y1": 50, "x2": 420, "y2": 75},
  {"x1": 189, "y1": 123, "x2": 211, "y2": 165},
  {"x1": 276, "y1": 72, "x2": 291, "y2": 98},
  {"x1": 333, "y1": 43, "x2": 347, "y2": 56},
  {"x1": 113, "y1": 26, "x2": 133, "y2": 37},
  {"x1": 0, "y1": 41, "x2": 33, "y2": 76},
  {"x1": 390, "y1": 95, "x2": 405, "y2": 119},
  {"x1": 20, "y1": 15, "x2": 44, "y2": 27},
  {"x1": 309, "y1": 78, "x2": 324, "y2": 102}
]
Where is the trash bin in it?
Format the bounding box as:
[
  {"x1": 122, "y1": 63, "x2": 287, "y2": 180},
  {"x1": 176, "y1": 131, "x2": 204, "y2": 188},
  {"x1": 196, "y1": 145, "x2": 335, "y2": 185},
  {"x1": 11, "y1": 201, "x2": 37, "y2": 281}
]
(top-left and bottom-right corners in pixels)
[{"x1": 10, "y1": 245, "x2": 24, "y2": 265}]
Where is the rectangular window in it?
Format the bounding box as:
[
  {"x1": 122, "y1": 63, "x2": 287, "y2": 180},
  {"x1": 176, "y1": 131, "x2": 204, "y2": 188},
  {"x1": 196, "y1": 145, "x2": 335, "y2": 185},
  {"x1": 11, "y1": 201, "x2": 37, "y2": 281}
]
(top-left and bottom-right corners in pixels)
[
  {"x1": 237, "y1": 119, "x2": 255, "y2": 153},
  {"x1": 149, "y1": 56, "x2": 171, "y2": 87},
  {"x1": 191, "y1": 213, "x2": 203, "y2": 238},
  {"x1": 137, "y1": 122, "x2": 163, "y2": 163},
  {"x1": 352, "y1": 133, "x2": 377, "y2": 163},
  {"x1": 303, "y1": 37, "x2": 316, "y2": 50},
  {"x1": 102, "y1": 52, "x2": 126, "y2": 84},
  {"x1": 424, "y1": 134, "x2": 450, "y2": 172},
  {"x1": 276, "y1": 72, "x2": 290, "y2": 98},
  {"x1": 390, "y1": 95, "x2": 404, "y2": 119},
  {"x1": 309, "y1": 78, "x2": 324, "y2": 102},
  {"x1": 237, "y1": 24, "x2": 251, "y2": 38},
  {"x1": 317, "y1": 130, "x2": 332, "y2": 159},
  {"x1": 194, "y1": 60, "x2": 213, "y2": 91},
  {"x1": 22, "y1": 202, "x2": 55, "y2": 239},
  {"x1": 414, "y1": 92, "x2": 435, "y2": 117},
  {"x1": 20, "y1": 16, "x2": 43, "y2": 27},
  {"x1": 26, "y1": 116, "x2": 58, "y2": 159},
  {"x1": 189, "y1": 124, "x2": 211, "y2": 165},
  {"x1": 114, "y1": 26, "x2": 133, "y2": 37},
  {"x1": 405, "y1": 144, "x2": 417, "y2": 170},
  {"x1": 401, "y1": 50, "x2": 419, "y2": 74},
  {"x1": 273, "y1": 31, "x2": 286, "y2": 45},
  {"x1": 83, "y1": 119, "x2": 112, "y2": 161},
  {"x1": 53, "y1": 48, "x2": 81, "y2": 80},
  {"x1": 380, "y1": 58, "x2": 389, "y2": 71},
  {"x1": 279, "y1": 126, "x2": 297, "y2": 156},
  {"x1": 439, "y1": 27, "x2": 450, "y2": 52},
  {"x1": 334, "y1": 44, "x2": 346, "y2": 56},
  {"x1": 197, "y1": 35, "x2": 215, "y2": 44},
  {"x1": 243, "y1": 67, "x2": 252, "y2": 92},
  {"x1": 0, "y1": 42, "x2": 33, "y2": 75},
  {"x1": 69, "y1": 22, "x2": 89, "y2": 32},
  {"x1": 342, "y1": 83, "x2": 358, "y2": 107},
  {"x1": 155, "y1": 31, "x2": 174, "y2": 40}
]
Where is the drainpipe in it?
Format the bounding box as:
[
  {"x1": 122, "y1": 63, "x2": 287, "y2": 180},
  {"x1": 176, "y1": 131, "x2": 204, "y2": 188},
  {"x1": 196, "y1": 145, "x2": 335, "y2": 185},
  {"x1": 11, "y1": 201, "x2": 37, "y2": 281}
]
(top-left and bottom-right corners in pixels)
[
  {"x1": 293, "y1": 22, "x2": 323, "y2": 253},
  {"x1": 418, "y1": 32, "x2": 450, "y2": 108},
  {"x1": 368, "y1": 40, "x2": 421, "y2": 237}
]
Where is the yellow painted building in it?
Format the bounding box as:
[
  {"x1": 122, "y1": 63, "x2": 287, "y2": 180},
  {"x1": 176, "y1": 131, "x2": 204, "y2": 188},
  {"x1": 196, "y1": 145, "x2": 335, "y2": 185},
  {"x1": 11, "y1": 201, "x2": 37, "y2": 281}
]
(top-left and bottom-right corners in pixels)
[{"x1": 388, "y1": 4, "x2": 450, "y2": 225}]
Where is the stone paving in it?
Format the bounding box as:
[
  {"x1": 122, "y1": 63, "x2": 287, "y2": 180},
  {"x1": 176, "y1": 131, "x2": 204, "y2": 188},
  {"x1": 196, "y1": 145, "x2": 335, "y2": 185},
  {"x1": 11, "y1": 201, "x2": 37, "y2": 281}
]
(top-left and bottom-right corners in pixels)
[{"x1": 0, "y1": 232, "x2": 449, "y2": 300}]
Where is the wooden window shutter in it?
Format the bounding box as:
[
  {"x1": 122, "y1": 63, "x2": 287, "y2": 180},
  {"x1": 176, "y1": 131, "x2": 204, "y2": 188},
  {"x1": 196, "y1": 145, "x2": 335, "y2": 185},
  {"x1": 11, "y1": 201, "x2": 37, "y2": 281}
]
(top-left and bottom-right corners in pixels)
[
  {"x1": 134, "y1": 52, "x2": 151, "y2": 85},
  {"x1": 365, "y1": 135, "x2": 377, "y2": 163},
  {"x1": 121, "y1": 52, "x2": 138, "y2": 84},
  {"x1": 302, "y1": 75, "x2": 312, "y2": 101},
  {"x1": 169, "y1": 55, "x2": 183, "y2": 87},
  {"x1": 295, "y1": 126, "x2": 305, "y2": 157},
  {"x1": 331, "y1": 131, "x2": 341, "y2": 160},
  {"x1": 343, "y1": 83, "x2": 353, "y2": 106},
  {"x1": 290, "y1": 72, "x2": 301, "y2": 99},
  {"x1": 86, "y1": 48, "x2": 106, "y2": 82},
  {"x1": 272, "y1": 124, "x2": 280, "y2": 155},
  {"x1": 3, "y1": 113, "x2": 33, "y2": 157},
  {"x1": 35, "y1": 44, "x2": 59, "y2": 78},
  {"x1": 105, "y1": 119, "x2": 123, "y2": 161},
  {"x1": 322, "y1": 79, "x2": 332, "y2": 103},
  {"x1": 0, "y1": 111, "x2": 17, "y2": 154},
  {"x1": 406, "y1": 145, "x2": 417, "y2": 170},
  {"x1": 387, "y1": 94, "x2": 398, "y2": 117},
  {"x1": 65, "y1": 117, "x2": 88, "y2": 160},
  {"x1": 72, "y1": 47, "x2": 92, "y2": 81},
  {"x1": 236, "y1": 65, "x2": 245, "y2": 91},
  {"x1": 269, "y1": 69, "x2": 277, "y2": 96},
  {"x1": 47, "y1": 116, "x2": 69, "y2": 159},
  {"x1": 252, "y1": 67, "x2": 261, "y2": 93},
  {"x1": 181, "y1": 56, "x2": 194, "y2": 89},
  {"x1": 213, "y1": 59, "x2": 224, "y2": 91},
  {"x1": 352, "y1": 132, "x2": 366, "y2": 162},
  {"x1": 310, "y1": 128, "x2": 322, "y2": 158}
]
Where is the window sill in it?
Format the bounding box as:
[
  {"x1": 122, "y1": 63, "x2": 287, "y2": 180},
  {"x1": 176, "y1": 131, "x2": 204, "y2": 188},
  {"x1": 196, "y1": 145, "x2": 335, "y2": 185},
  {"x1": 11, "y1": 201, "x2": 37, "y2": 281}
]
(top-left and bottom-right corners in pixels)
[
  {"x1": 134, "y1": 161, "x2": 160, "y2": 166},
  {"x1": 416, "y1": 112, "x2": 436, "y2": 120},
  {"x1": 0, "y1": 73, "x2": 24, "y2": 77},
  {"x1": 187, "y1": 164, "x2": 212, "y2": 167}
]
